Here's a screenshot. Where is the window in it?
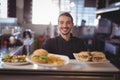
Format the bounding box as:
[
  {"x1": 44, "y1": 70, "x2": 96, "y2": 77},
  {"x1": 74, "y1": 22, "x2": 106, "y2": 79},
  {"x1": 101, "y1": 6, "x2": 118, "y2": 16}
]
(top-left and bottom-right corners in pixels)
[
  {"x1": 32, "y1": 0, "x2": 96, "y2": 26},
  {"x1": 0, "y1": 0, "x2": 16, "y2": 18},
  {"x1": 24, "y1": 0, "x2": 32, "y2": 23},
  {"x1": 32, "y1": 0, "x2": 59, "y2": 25},
  {"x1": 0, "y1": 0, "x2": 7, "y2": 18}
]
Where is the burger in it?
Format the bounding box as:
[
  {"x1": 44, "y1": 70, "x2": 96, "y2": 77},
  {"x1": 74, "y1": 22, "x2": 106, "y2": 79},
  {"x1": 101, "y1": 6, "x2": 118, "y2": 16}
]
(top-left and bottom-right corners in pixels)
[
  {"x1": 76, "y1": 51, "x2": 91, "y2": 62},
  {"x1": 91, "y1": 51, "x2": 107, "y2": 62},
  {"x1": 31, "y1": 49, "x2": 49, "y2": 63}
]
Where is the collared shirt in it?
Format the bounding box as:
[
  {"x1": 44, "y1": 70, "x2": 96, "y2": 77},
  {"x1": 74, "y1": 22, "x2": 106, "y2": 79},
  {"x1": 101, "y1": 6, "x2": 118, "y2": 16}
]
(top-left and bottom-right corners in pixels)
[{"x1": 42, "y1": 34, "x2": 87, "y2": 59}]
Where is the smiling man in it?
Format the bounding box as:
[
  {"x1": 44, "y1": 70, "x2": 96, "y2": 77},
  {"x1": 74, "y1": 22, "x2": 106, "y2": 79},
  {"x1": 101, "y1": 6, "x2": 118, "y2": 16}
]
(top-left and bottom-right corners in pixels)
[{"x1": 42, "y1": 12, "x2": 87, "y2": 59}]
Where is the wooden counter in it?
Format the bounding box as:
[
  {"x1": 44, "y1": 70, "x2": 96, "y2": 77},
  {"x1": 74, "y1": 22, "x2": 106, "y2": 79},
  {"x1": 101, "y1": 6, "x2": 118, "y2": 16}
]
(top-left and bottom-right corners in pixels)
[{"x1": 0, "y1": 60, "x2": 120, "y2": 80}]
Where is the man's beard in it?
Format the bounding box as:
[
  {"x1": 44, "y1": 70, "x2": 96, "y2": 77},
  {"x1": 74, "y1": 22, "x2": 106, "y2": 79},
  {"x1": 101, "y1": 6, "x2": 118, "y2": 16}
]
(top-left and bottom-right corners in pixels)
[
  {"x1": 61, "y1": 31, "x2": 70, "y2": 35},
  {"x1": 60, "y1": 28, "x2": 71, "y2": 35}
]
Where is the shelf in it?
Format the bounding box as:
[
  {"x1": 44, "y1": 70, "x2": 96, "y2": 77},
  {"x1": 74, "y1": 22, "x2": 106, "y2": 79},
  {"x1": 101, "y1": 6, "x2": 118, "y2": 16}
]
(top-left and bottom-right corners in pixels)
[
  {"x1": 12, "y1": 32, "x2": 21, "y2": 36},
  {"x1": 96, "y1": 6, "x2": 120, "y2": 14}
]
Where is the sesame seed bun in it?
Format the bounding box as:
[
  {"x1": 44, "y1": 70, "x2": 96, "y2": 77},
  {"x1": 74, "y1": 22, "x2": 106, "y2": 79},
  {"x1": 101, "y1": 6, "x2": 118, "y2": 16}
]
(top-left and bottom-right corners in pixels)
[
  {"x1": 91, "y1": 51, "x2": 106, "y2": 62},
  {"x1": 77, "y1": 51, "x2": 91, "y2": 62},
  {"x1": 33, "y1": 49, "x2": 48, "y2": 56},
  {"x1": 31, "y1": 49, "x2": 49, "y2": 63}
]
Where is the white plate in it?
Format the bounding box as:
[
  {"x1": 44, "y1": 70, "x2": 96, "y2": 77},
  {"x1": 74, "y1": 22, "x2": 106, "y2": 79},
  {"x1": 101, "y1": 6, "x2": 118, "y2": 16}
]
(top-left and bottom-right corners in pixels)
[
  {"x1": 73, "y1": 53, "x2": 110, "y2": 64},
  {"x1": 26, "y1": 54, "x2": 70, "y2": 67},
  {"x1": 2, "y1": 61, "x2": 30, "y2": 66}
]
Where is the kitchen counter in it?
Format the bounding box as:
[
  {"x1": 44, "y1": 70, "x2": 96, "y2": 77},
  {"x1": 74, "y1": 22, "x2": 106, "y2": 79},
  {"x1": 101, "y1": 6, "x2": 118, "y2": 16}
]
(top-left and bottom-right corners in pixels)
[{"x1": 0, "y1": 60, "x2": 120, "y2": 80}]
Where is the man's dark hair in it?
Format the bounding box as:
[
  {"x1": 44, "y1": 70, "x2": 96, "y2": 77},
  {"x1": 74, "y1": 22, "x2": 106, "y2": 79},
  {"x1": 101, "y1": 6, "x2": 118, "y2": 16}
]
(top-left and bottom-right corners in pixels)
[{"x1": 58, "y1": 12, "x2": 73, "y2": 23}]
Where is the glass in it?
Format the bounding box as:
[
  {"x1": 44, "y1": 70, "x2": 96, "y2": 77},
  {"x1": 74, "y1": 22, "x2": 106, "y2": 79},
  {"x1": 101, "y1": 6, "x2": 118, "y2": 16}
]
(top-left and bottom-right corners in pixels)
[
  {"x1": 0, "y1": 47, "x2": 7, "y2": 57},
  {"x1": 0, "y1": 47, "x2": 8, "y2": 63},
  {"x1": 25, "y1": 45, "x2": 30, "y2": 56}
]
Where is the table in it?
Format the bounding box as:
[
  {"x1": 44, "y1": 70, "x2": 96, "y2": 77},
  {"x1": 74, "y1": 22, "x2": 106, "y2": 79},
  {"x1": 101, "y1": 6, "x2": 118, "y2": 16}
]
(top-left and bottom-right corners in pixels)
[{"x1": 0, "y1": 60, "x2": 120, "y2": 80}]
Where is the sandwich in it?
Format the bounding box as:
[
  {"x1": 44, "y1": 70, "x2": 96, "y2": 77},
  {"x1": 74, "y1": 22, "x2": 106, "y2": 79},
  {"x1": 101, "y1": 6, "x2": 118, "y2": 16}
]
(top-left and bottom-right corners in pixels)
[
  {"x1": 91, "y1": 51, "x2": 107, "y2": 62},
  {"x1": 31, "y1": 49, "x2": 49, "y2": 63},
  {"x1": 76, "y1": 51, "x2": 91, "y2": 62}
]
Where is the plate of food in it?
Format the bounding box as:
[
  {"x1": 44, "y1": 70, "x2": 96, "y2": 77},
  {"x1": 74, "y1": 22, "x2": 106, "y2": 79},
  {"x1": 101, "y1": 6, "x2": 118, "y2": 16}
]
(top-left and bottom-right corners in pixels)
[
  {"x1": 26, "y1": 49, "x2": 70, "y2": 67},
  {"x1": 73, "y1": 51, "x2": 109, "y2": 64},
  {"x1": 2, "y1": 55, "x2": 29, "y2": 65}
]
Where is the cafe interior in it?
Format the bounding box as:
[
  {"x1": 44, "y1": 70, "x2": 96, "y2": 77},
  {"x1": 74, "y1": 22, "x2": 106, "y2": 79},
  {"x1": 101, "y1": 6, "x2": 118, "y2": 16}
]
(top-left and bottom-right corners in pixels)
[{"x1": 0, "y1": 0, "x2": 120, "y2": 80}]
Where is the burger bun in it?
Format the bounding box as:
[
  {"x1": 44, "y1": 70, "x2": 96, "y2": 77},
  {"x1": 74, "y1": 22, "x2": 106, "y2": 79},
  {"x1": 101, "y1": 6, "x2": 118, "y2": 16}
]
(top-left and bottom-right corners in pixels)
[
  {"x1": 32, "y1": 49, "x2": 48, "y2": 56},
  {"x1": 91, "y1": 51, "x2": 107, "y2": 62},
  {"x1": 76, "y1": 51, "x2": 91, "y2": 62},
  {"x1": 31, "y1": 49, "x2": 49, "y2": 63}
]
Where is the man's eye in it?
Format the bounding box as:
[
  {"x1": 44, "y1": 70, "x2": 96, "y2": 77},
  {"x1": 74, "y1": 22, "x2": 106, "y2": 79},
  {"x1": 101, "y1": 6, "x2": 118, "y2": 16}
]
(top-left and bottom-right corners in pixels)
[
  {"x1": 66, "y1": 21, "x2": 71, "y2": 24},
  {"x1": 59, "y1": 21, "x2": 71, "y2": 24},
  {"x1": 59, "y1": 21, "x2": 64, "y2": 24}
]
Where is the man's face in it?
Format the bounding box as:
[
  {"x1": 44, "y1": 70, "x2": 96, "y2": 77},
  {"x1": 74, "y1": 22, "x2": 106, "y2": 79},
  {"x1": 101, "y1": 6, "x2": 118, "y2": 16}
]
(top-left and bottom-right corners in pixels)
[{"x1": 58, "y1": 15, "x2": 73, "y2": 35}]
